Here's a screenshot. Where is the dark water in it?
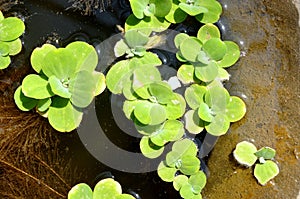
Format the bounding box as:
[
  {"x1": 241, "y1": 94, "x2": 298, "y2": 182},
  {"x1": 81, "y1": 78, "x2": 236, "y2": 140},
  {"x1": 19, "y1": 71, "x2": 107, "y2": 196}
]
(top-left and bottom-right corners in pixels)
[{"x1": 0, "y1": 0, "x2": 299, "y2": 199}]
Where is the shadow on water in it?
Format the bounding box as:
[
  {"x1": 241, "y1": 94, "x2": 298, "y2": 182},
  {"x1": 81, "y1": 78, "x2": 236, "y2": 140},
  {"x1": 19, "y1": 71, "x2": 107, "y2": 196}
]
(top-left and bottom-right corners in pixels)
[{"x1": 0, "y1": 0, "x2": 299, "y2": 198}]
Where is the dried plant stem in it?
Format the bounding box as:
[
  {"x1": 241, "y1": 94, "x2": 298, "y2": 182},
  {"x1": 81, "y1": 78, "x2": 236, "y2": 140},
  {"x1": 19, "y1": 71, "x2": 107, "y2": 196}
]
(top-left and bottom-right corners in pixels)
[{"x1": 0, "y1": 159, "x2": 65, "y2": 198}]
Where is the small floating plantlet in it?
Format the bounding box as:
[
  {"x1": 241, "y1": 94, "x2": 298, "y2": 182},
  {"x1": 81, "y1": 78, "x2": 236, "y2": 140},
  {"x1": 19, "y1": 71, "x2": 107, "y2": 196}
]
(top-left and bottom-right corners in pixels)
[
  {"x1": 157, "y1": 139, "x2": 207, "y2": 198},
  {"x1": 68, "y1": 178, "x2": 135, "y2": 199},
  {"x1": 0, "y1": 10, "x2": 25, "y2": 69},
  {"x1": 14, "y1": 41, "x2": 106, "y2": 132},
  {"x1": 233, "y1": 141, "x2": 280, "y2": 185}
]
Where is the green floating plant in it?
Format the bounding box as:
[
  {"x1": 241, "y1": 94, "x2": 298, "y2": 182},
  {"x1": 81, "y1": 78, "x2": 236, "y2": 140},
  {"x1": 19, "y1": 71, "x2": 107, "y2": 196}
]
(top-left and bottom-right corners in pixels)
[
  {"x1": 125, "y1": 0, "x2": 172, "y2": 35},
  {"x1": 14, "y1": 41, "x2": 106, "y2": 132},
  {"x1": 166, "y1": 0, "x2": 222, "y2": 24},
  {"x1": 68, "y1": 178, "x2": 135, "y2": 199},
  {"x1": 233, "y1": 141, "x2": 280, "y2": 185},
  {"x1": 176, "y1": 24, "x2": 240, "y2": 83},
  {"x1": 157, "y1": 139, "x2": 206, "y2": 199},
  {"x1": 184, "y1": 83, "x2": 246, "y2": 136},
  {"x1": 114, "y1": 29, "x2": 149, "y2": 58},
  {"x1": 125, "y1": 81, "x2": 186, "y2": 158},
  {"x1": 0, "y1": 11, "x2": 25, "y2": 69}
]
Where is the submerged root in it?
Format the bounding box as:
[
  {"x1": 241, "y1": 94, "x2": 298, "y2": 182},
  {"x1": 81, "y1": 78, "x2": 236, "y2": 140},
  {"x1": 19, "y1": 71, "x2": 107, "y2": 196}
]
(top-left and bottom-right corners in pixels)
[
  {"x1": 68, "y1": 0, "x2": 112, "y2": 15},
  {"x1": 0, "y1": 85, "x2": 84, "y2": 198}
]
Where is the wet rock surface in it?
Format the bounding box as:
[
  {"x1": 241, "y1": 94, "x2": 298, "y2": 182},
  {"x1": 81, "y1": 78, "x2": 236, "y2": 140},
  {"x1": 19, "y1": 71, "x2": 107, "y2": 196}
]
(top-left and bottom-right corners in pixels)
[{"x1": 203, "y1": 0, "x2": 300, "y2": 198}]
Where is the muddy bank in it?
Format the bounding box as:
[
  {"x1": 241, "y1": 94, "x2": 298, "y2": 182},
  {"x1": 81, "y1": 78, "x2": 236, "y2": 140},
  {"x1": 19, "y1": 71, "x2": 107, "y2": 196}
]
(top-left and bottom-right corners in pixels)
[{"x1": 203, "y1": 0, "x2": 300, "y2": 198}]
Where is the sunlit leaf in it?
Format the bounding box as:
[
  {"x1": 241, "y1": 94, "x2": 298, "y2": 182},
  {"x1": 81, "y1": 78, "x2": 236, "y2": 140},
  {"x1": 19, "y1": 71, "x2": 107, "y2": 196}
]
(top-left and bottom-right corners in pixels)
[
  {"x1": 22, "y1": 74, "x2": 54, "y2": 99},
  {"x1": 48, "y1": 97, "x2": 83, "y2": 132},
  {"x1": 254, "y1": 160, "x2": 279, "y2": 185},
  {"x1": 14, "y1": 86, "x2": 38, "y2": 111},
  {"x1": 233, "y1": 141, "x2": 258, "y2": 167},
  {"x1": 140, "y1": 136, "x2": 164, "y2": 158}
]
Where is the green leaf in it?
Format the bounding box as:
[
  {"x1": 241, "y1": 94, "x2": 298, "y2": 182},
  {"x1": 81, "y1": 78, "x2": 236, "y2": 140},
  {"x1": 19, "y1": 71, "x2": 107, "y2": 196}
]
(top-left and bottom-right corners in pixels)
[
  {"x1": 0, "y1": 54, "x2": 10, "y2": 69},
  {"x1": 217, "y1": 67, "x2": 230, "y2": 81},
  {"x1": 14, "y1": 86, "x2": 38, "y2": 111},
  {"x1": 218, "y1": 41, "x2": 240, "y2": 68},
  {"x1": 255, "y1": 147, "x2": 276, "y2": 160},
  {"x1": 254, "y1": 160, "x2": 279, "y2": 185},
  {"x1": 180, "y1": 38, "x2": 202, "y2": 62},
  {"x1": 184, "y1": 84, "x2": 206, "y2": 110},
  {"x1": 188, "y1": 171, "x2": 207, "y2": 193},
  {"x1": 157, "y1": 161, "x2": 177, "y2": 182},
  {"x1": 135, "y1": 122, "x2": 163, "y2": 136},
  {"x1": 123, "y1": 100, "x2": 139, "y2": 119},
  {"x1": 202, "y1": 38, "x2": 227, "y2": 61},
  {"x1": 30, "y1": 44, "x2": 57, "y2": 73},
  {"x1": 195, "y1": 0, "x2": 222, "y2": 23},
  {"x1": 205, "y1": 85, "x2": 229, "y2": 112},
  {"x1": 150, "y1": 120, "x2": 184, "y2": 146},
  {"x1": 165, "y1": 93, "x2": 186, "y2": 120},
  {"x1": 184, "y1": 110, "x2": 204, "y2": 134},
  {"x1": 69, "y1": 70, "x2": 96, "y2": 108},
  {"x1": 196, "y1": 51, "x2": 210, "y2": 64},
  {"x1": 0, "y1": 17, "x2": 25, "y2": 41},
  {"x1": 0, "y1": 11, "x2": 4, "y2": 21},
  {"x1": 205, "y1": 114, "x2": 230, "y2": 136},
  {"x1": 68, "y1": 183, "x2": 93, "y2": 199},
  {"x1": 22, "y1": 74, "x2": 54, "y2": 99},
  {"x1": 194, "y1": 61, "x2": 219, "y2": 82},
  {"x1": 179, "y1": 183, "x2": 195, "y2": 199},
  {"x1": 197, "y1": 23, "x2": 220, "y2": 43},
  {"x1": 93, "y1": 178, "x2": 122, "y2": 199},
  {"x1": 42, "y1": 48, "x2": 77, "y2": 80},
  {"x1": 0, "y1": 41, "x2": 10, "y2": 56},
  {"x1": 123, "y1": 80, "x2": 138, "y2": 100},
  {"x1": 179, "y1": 3, "x2": 208, "y2": 16},
  {"x1": 174, "y1": 33, "x2": 189, "y2": 49},
  {"x1": 233, "y1": 141, "x2": 258, "y2": 167},
  {"x1": 179, "y1": 155, "x2": 200, "y2": 175},
  {"x1": 37, "y1": 98, "x2": 52, "y2": 112},
  {"x1": 173, "y1": 175, "x2": 188, "y2": 191},
  {"x1": 125, "y1": 14, "x2": 170, "y2": 35},
  {"x1": 140, "y1": 136, "x2": 164, "y2": 158},
  {"x1": 165, "y1": 0, "x2": 187, "y2": 23},
  {"x1": 92, "y1": 71, "x2": 106, "y2": 96},
  {"x1": 152, "y1": 0, "x2": 173, "y2": 17},
  {"x1": 124, "y1": 30, "x2": 149, "y2": 48},
  {"x1": 134, "y1": 101, "x2": 166, "y2": 125},
  {"x1": 130, "y1": 0, "x2": 149, "y2": 19},
  {"x1": 7, "y1": 38, "x2": 22, "y2": 56},
  {"x1": 66, "y1": 41, "x2": 98, "y2": 73},
  {"x1": 116, "y1": 194, "x2": 135, "y2": 199},
  {"x1": 198, "y1": 102, "x2": 214, "y2": 122},
  {"x1": 114, "y1": 39, "x2": 129, "y2": 57},
  {"x1": 48, "y1": 76, "x2": 72, "y2": 99},
  {"x1": 130, "y1": 52, "x2": 162, "y2": 68},
  {"x1": 106, "y1": 60, "x2": 131, "y2": 94},
  {"x1": 177, "y1": 63, "x2": 195, "y2": 84},
  {"x1": 225, "y1": 96, "x2": 246, "y2": 122},
  {"x1": 132, "y1": 66, "x2": 161, "y2": 94},
  {"x1": 48, "y1": 97, "x2": 83, "y2": 132},
  {"x1": 172, "y1": 139, "x2": 198, "y2": 157},
  {"x1": 148, "y1": 82, "x2": 173, "y2": 104}
]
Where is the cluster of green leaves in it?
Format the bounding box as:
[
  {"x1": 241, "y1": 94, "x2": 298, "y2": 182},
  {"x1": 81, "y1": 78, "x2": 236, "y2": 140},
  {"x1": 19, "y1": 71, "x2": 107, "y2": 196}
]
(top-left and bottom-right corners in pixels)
[
  {"x1": 0, "y1": 11, "x2": 25, "y2": 69},
  {"x1": 233, "y1": 141, "x2": 280, "y2": 185},
  {"x1": 68, "y1": 178, "x2": 135, "y2": 199},
  {"x1": 106, "y1": 50, "x2": 186, "y2": 158},
  {"x1": 176, "y1": 23, "x2": 240, "y2": 83},
  {"x1": 14, "y1": 41, "x2": 106, "y2": 132},
  {"x1": 183, "y1": 82, "x2": 246, "y2": 136},
  {"x1": 158, "y1": 139, "x2": 206, "y2": 199},
  {"x1": 125, "y1": 0, "x2": 222, "y2": 35}
]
